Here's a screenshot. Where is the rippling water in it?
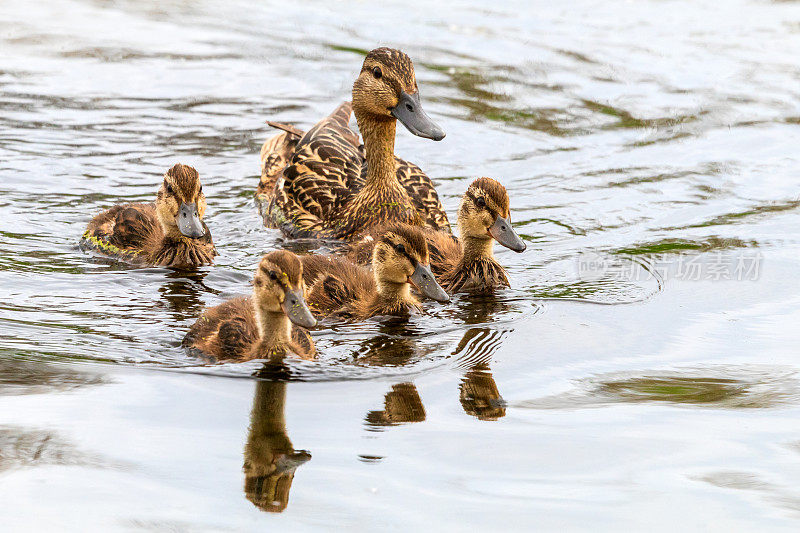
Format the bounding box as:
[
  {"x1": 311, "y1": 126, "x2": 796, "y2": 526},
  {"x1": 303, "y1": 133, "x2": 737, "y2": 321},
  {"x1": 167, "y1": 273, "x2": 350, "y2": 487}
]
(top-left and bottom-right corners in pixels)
[{"x1": 2, "y1": 0, "x2": 800, "y2": 529}]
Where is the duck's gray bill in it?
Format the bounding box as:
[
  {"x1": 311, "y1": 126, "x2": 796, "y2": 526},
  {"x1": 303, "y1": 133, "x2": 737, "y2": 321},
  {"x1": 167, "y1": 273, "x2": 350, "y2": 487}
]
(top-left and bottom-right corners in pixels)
[
  {"x1": 177, "y1": 202, "x2": 205, "y2": 239},
  {"x1": 391, "y1": 91, "x2": 445, "y2": 141},
  {"x1": 282, "y1": 289, "x2": 317, "y2": 329},
  {"x1": 489, "y1": 216, "x2": 526, "y2": 252},
  {"x1": 410, "y1": 263, "x2": 450, "y2": 303}
]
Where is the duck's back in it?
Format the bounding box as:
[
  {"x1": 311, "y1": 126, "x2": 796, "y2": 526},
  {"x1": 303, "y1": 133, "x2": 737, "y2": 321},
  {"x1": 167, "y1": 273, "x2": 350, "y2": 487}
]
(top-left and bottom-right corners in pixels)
[
  {"x1": 82, "y1": 203, "x2": 159, "y2": 262},
  {"x1": 183, "y1": 297, "x2": 258, "y2": 360},
  {"x1": 301, "y1": 254, "x2": 375, "y2": 317},
  {"x1": 266, "y1": 103, "x2": 362, "y2": 238},
  {"x1": 263, "y1": 103, "x2": 449, "y2": 239}
]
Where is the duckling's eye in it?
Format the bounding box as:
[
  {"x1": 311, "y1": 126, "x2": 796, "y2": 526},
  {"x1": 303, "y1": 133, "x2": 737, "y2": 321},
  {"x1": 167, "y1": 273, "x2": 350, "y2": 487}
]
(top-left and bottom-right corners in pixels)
[
  {"x1": 394, "y1": 243, "x2": 406, "y2": 254},
  {"x1": 269, "y1": 271, "x2": 278, "y2": 281},
  {"x1": 372, "y1": 66, "x2": 382, "y2": 80},
  {"x1": 475, "y1": 196, "x2": 486, "y2": 208},
  {"x1": 164, "y1": 181, "x2": 174, "y2": 195}
]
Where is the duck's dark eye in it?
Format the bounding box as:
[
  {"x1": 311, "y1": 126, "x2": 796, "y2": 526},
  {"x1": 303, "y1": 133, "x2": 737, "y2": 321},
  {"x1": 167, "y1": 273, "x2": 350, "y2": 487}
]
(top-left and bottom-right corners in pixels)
[
  {"x1": 164, "y1": 181, "x2": 174, "y2": 195},
  {"x1": 395, "y1": 243, "x2": 406, "y2": 254},
  {"x1": 198, "y1": 185, "x2": 203, "y2": 195},
  {"x1": 269, "y1": 271, "x2": 278, "y2": 281},
  {"x1": 475, "y1": 196, "x2": 486, "y2": 208},
  {"x1": 372, "y1": 66, "x2": 382, "y2": 79}
]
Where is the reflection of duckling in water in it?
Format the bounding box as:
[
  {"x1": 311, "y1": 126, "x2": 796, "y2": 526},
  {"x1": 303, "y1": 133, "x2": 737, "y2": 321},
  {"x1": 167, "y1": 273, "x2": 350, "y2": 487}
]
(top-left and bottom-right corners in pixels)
[
  {"x1": 243, "y1": 380, "x2": 310, "y2": 513},
  {"x1": 158, "y1": 269, "x2": 212, "y2": 320},
  {"x1": 365, "y1": 382, "x2": 426, "y2": 428},
  {"x1": 452, "y1": 326, "x2": 509, "y2": 421},
  {"x1": 460, "y1": 363, "x2": 506, "y2": 421},
  {"x1": 182, "y1": 251, "x2": 317, "y2": 361}
]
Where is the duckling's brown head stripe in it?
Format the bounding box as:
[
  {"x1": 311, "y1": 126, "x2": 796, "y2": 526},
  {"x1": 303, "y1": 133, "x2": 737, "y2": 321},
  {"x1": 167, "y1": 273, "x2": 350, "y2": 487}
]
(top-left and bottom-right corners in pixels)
[
  {"x1": 363, "y1": 47, "x2": 417, "y2": 94},
  {"x1": 468, "y1": 177, "x2": 510, "y2": 218},
  {"x1": 260, "y1": 250, "x2": 303, "y2": 286},
  {"x1": 164, "y1": 163, "x2": 202, "y2": 200},
  {"x1": 380, "y1": 223, "x2": 429, "y2": 264}
]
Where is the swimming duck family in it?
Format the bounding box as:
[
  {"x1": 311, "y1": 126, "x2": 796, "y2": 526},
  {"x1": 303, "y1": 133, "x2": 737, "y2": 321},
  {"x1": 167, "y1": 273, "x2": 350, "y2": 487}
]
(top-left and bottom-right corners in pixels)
[
  {"x1": 80, "y1": 46, "x2": 530, "y2": 364},
  {"x1": 82, "y1": 163, "x2": 215, "y2": 268},
  {"x1": 257, "y1": 47, "x2": 449, "y2": 240}
]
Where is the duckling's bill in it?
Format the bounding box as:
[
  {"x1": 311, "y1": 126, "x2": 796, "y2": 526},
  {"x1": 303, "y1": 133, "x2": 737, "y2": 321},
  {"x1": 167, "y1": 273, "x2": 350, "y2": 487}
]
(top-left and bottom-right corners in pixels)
[
  {"x1": 489, "y1": 216, "x2": 526, "y2": 252},
  {"x1": 391, "y1": 91, "x2": 445, "y2": 141},
  {"x1": 178, "y1": 202, "x2": 205, "y2": 238},
  {"x1": 409, "y1": 263, "x2": 450, "y2": 303},
  {"x1": 282, "y1": 288, "x2": 317, "y2": 328}
]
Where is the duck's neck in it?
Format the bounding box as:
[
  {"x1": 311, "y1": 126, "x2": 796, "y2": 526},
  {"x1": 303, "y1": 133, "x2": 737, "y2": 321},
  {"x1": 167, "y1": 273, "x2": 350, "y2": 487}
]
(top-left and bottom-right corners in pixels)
[
  {"x1": 460, "y1": 235, "x2": 495, "y2": 264},
  {"x1": 356, "y1": 112, "x2": 399, "y2": 190},
  {"x1": 249, "y1": 382, "x2": 288, "y2": 440},
  {"x1": 253, "y1": 302, "x2": 293, "y2": 348},
  {"x1": 375, "y1": 277, "x2": 417, "y2": 307}
]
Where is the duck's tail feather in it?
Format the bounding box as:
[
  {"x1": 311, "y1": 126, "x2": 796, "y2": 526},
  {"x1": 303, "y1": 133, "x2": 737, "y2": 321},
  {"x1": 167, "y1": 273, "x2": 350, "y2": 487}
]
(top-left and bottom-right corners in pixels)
[{"x1": 266, "y1": 121, "x2": 304, "y2": 137}]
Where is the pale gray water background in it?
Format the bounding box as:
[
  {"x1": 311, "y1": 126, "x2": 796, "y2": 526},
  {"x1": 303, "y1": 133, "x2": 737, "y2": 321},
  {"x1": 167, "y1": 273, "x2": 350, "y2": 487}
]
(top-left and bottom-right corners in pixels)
[{"x1": 2, "y1": 0, "x2": 800, "y2": 530}]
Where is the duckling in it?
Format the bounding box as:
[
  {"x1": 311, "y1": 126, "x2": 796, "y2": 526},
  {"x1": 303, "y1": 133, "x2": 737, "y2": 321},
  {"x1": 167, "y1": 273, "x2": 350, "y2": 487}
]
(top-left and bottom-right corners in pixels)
[
  {"x1": 300, "y1": 224, "x2": 449, "y2": 320},
  {"x1": 259, "y1": 47, "x2": 450, "y2": 240},
  {"x1": 81, "y1": 164, "x2": 215, "y2": 268},
  {"x1": 182, "y1": 250, "x2": 317, "y2": 361},
  {"x1": 350, "y1": 178, "x2": 526, "y2": 294}
]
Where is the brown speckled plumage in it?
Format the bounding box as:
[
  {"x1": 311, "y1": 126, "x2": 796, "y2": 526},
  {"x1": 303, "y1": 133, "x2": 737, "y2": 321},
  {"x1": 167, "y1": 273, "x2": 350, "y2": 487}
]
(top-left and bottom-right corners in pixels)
[
  {"x1": 81, "y1": 164, "x2": 215, "y2": 268},
  {"x1": 260, "y1": 48, "x2": 449, "y2": 241},
  {"x1": 300, "y1": 224, "x2": 432, "y2": 319},
  {"x1": 182, "y1": 251, "x2": 315, "y2": 361},
  {"x1": 182, "y1": 296, "x2": 314, "y2": 361},
  {"x1": 350, "y1": 178, "x2": 516, "y2": 294}
]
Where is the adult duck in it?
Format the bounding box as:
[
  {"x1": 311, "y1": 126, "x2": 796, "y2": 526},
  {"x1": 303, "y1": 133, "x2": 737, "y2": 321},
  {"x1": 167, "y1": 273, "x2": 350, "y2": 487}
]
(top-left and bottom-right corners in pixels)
[{"x1": 258, "y1": 47, "x2": 449, "y2": 240}]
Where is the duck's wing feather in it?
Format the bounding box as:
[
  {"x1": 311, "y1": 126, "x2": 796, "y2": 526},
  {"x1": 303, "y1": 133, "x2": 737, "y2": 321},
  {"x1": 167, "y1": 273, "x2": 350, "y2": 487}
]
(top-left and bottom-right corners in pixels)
[
  {"x1": 182, "y1": 297, "x2": 257, "y2": 359},
  {"x1": 265, "y1": 102, "x2": 449, "y2": 236},
  {"x1": 257, "y1": 129, "x2": 301, "y2": 214},
  {"x1": 82, "y1": 203, "x2": 158, "y2": 258},
  {"x1": 302, "y1": 254, "x2": 374, "y2": 315},
  {"x1": 395, "y1": 160, "x2": 450, "y2": 231},
  {"x1": 268, "y1": 103, "x2": 363, "y2": 236}
]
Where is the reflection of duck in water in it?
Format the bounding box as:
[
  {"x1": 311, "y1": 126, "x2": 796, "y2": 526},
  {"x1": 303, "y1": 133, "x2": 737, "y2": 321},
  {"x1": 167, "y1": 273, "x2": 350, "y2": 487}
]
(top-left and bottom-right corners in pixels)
[
  {"x1": 158, "y1": 268, "x2": 213, "y2": 321},
  {"x1": 243, "y1": 379, "x2": 310, "y2": 513},
  {"x1": 451, "y1": 297, "x2": 513, "y2": 420},
  {"x1": 365, "y1": 382, "x2": 426, "y2": 428},
  {"x1": 459, "y1": 362, "x2": 506, "y2": 421}
]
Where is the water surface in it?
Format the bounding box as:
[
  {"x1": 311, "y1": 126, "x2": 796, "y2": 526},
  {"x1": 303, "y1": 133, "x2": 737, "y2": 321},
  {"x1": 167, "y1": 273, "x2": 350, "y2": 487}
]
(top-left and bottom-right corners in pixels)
[{"x1": 2, "y1": 0, "x2": 800, "y2": 530}]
